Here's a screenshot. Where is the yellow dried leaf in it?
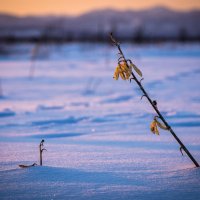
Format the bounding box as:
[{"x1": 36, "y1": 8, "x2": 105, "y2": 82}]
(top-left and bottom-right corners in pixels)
[
  {"x1": 119, "y1": 72, "x2": 126, "y2": 80},
  {"x1": 155, "y1": 119, "x2": 169, "y2": 130},
  {"x1": 113, "y1": 63, "x2": 131, "y2": 80},
  {"x1": 113, "y1": 67, "x2": 119, "y2": 80},
  {"x1": 150, "y1": 120, "x2": 159, "y2": 135},
  {"x1": 130, "y1": 63, "x2": 142, "y2": 77}
]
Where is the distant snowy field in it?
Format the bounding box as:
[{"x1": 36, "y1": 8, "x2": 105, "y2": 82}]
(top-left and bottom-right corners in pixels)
[{"x1": 0, "y1": 43, "x2": 200, "y2": 199}]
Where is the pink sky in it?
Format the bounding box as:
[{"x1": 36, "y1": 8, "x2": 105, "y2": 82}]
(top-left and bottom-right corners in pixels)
[{"x1": 1, "y1": 0, "x2": 200, "y2": 16}]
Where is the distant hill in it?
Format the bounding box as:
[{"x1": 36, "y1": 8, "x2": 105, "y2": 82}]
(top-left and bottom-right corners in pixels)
[{"x1": 0, "y1": 7, "x2": 200, "y2": 42}]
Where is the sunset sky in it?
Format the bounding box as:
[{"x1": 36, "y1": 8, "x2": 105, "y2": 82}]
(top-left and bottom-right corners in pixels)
[{"x1": 1, "y1": 0, "x2": 200, "y2": 16}]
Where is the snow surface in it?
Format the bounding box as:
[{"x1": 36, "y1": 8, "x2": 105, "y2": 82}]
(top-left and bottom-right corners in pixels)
[{"x1": 0, "y1": 43, "x2": 200, "y2": 199}]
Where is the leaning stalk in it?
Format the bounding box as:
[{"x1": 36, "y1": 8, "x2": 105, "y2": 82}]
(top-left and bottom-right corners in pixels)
[{"x1": 110, "y1": 33, "x2": 199, "y2": 167}]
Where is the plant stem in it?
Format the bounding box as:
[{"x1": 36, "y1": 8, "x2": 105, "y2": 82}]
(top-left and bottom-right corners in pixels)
[{"x1": 111, "y1": 34, "x2": 199, "y2": 167}]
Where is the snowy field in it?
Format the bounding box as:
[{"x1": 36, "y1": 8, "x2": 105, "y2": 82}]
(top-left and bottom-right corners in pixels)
[{"x1": 0, "y1": 42, "x2": 200, "y2": 199}]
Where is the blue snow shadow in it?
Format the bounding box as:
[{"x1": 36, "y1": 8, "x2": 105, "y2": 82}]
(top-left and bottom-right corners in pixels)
[
  {"x1": 171, "y1": 121, "x2": 200, "y2": 127},
  {"x1": 101, "y1": 95, "x2": 133, "y2": 104},
  {"x1": 0, "y1": 109, "x2": 16, "y2": 118},
  {"x1": 31, "y1": 132, "x2": 84, "y2": 139},
  {"x1": 166, "y1": 111, "x2": 200, "y2": 119},
  {"x1": 0, "y1": 166, "x2": 137, "y2": 186},
  {"x1": 31, "y1": 116, "x2": 88, "y2": 126},
  {"x1": 0, "y1": 166, "x2": 200, "y2": 200},
  {"x1": 37, "y1": 105, "x2": 64, "y2": 111}
]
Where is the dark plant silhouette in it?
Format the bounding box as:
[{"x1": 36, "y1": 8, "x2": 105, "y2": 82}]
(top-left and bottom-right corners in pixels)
[
  {"x1": 39, "y1": 139, "x2": 47, "y2": 166},
  {"x1": 19, "y1": 163, "x2": 37, "y2": 168},
  {"x1": 110, "y1": 32, "x2": 199, "y2": 167}
]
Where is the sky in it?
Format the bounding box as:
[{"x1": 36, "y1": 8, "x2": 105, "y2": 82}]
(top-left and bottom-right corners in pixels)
[{"x1": 1, "y1": 0, "x2": 200, "y2": 16}]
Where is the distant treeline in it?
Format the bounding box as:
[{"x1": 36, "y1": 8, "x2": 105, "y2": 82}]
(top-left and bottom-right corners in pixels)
[
  {"x1": 1, "y1": 32, "x2": 200, "y2": 43},
  {"x1": 1, "y1": 7, "x2": 200, "y2": 43}
]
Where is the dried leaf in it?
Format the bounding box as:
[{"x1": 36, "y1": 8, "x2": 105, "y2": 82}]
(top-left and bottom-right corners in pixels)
[
  {"x1": 130, "y1": 63, "x2": 142, "y2": 77},
  {"x1": 155, "y1": 119, "x2": 169, "y2": 130},
  {"x1": 119, "y1": 71, "x2": 126, "y2": 80},
  {"x1": 113, "y1": 67, "x2": 119, "y2": 80},
  {"x1": 113, "y1": 62, "x2": 131, "y2": 80},
  {"x1": 150, "y1": 120, "x2": 159, "y2": 135}
]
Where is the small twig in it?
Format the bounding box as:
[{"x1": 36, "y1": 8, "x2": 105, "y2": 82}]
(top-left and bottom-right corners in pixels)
[
  {"x1": 180, "y1": 147, "x2": 184, "y2": 156},
  {"x1": 140, "y1": 94, "x2": 147, "y2": 100},
  {"x1": 19, "y1": 163, "x2": 37, "y2": 168},
  {"x1": 139, "y1": 78, "x2": 144, "y2": 84},
  {"x1": 39, "y1": 139, "x2": 46, "y2": 166}
]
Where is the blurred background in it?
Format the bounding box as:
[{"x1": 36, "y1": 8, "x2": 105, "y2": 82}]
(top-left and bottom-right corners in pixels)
[
  {"x1": 0, "y1": 0, "x2": 200, "y2": 43},
  {"x1": 0, "y1": 0, "x2": 200, "y2": 172}
]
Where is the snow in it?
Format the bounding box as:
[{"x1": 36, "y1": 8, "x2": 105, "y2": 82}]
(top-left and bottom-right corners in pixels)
[
  {"x1": 0, "y1": 166, "x2": 199, "y2": 200},
  {"x1": 0, "y1": 42, "x2": 200, "y2": 199}
]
